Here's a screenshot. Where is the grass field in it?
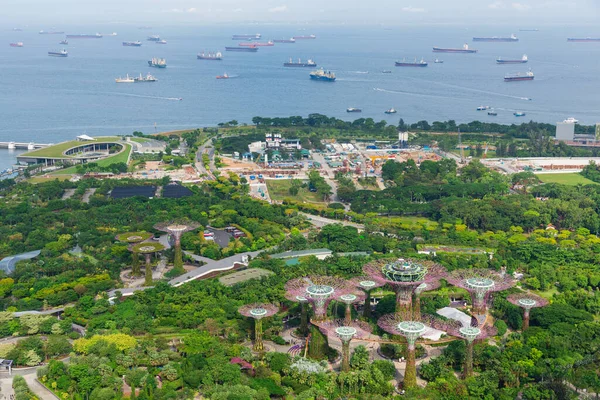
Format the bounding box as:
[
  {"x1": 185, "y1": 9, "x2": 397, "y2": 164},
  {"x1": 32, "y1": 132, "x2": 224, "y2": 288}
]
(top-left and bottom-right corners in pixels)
[
  {"x1": 21, "y1": 137, "x2": 123, "y2": 158},
  {"x1": 49, "y1": 143, "x2": 132, "y2": 175},
  {"x1": 265, "y1": 179, "x2": 326, "y2": 204},
  {"x1": 536, "y1": 173, "x2": 598, "y2": 186},
  {"x1": 28, "y1": 176, "x2": 72, "y2": 184}
]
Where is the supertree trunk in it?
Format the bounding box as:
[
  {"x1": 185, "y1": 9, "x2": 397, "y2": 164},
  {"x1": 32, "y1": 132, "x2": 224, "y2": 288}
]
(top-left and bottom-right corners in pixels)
[
  {"x1": 523, "y1": 308, "x2": 530, "y2": 331},
  {"x1": 404, "y1": 342, "x2": 417, "y2": 389},
  {"x1": 312, "y1": 299, "x2": 327, "y2": 322},
  {"x1": 173, "y1": 237, "x2": 184, "y2": 272},
  {"x1": 396, "y1": 287, "x2": 413, "y2": 321},
  {"x1": 300, "y1": 303, "x2": 309, "y2": 336},
  {"x1": 132, "y1": 252, "x2": 141, "y2": 276},
  {"x1": 464, "y1": 340, "x2": 474, "y2": 378},
  {"x1": 308, "y1": 324, "x2": 328, "y2": 359},
  {"x1": 144, "y1": 253, "x2": 153, "y2": 286},
  {"x1": 345, "y1": 303, "x2": 352, "y2": 325},
  {"x1": 413, "y1": 295, "x2": 421, "y2": 321},
  {"x1": 253, "y1": 318, "x2": 263, "y2": 351},
  {"x1": 472, "y1": 295, "x2": 486, "y2": 316},
  {"x1": 363, "y1": 291, "x2": 371, "y2": 318},
  {"x1": 341, "y1": 340, "x2": 350, "y2": 372}
]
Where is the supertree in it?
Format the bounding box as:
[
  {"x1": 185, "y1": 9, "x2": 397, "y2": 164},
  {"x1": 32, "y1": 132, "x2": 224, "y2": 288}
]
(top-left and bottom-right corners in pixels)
[
  {"x1": 445, "y1": 321, "x2": 497, "y2": 378},
  {"x1": 238, "y1": 303, "x2": 279, "y2": 351},
  {"x1": 338, "y1": 292, "x2": 366, "y2": 325},
  {"x1": 507, "y1": 292, "x2": 549, "y2": 331},
  {"x1": 364, "y1": 258, "x2": 446, "y2": 321},
  {"x1": 315, "y1": 319, "x2": 372, "y2": 372},
  {"x1": 284, "y1": 292, "x2": 310, "y2": 337},
  {"x1": 446, "y1": 268, "x2": 515, "y2": 318},
  {"x1": 154, "y1": 222, "x2": 201, "y2": 273},
  {"x1": 116, "y1": 232, "x2": 152, "y2": 276},
  {"x1": 413, "y1": 280, "x2": 441, "y2": 321},
  {"x1": 350, "y1": 276, "x2": 385, "y2": 318},
  {"x1": 129, "y1": 242, "x2": 166, "y2": 286}
]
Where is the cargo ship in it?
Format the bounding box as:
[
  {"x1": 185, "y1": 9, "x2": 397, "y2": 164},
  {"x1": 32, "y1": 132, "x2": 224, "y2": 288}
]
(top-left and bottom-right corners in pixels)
[
  {"x1": 148, "y1": 58, "x2": 167, "y2": 68},
  {"x1": 48, "y1": 49, "x2": 68, "y2": 57},
  {"x1": 134, "y1": 73, "x2": 157, "y2": 82},
  {"x1": 39, "y1": 30, "x2": 64, "y2": 35},
  {"x1": 395, "y1": 58, "x2": 428, "y2": 67},
  {"x1": 66, "y1": 33, "x2": 102, "y2": 39},
  {"x1": 239, "y1": 40, "x2": 273, "y2": 47},
  {"x1": 232, "y1": 34, "x2": 261, "y2": 40},
  {"x1": 9, "y1": 42, "x2": 24, "y2": 47},
  {"x1": 59, "y1": 39, "x2": 68, "y2": 45},
  {"x1": 496, "y1": 54, "x2": 528, "y2": 64},
  {"x1": 101, "y1": 32, "x2": 118, "y2": 36},
  {"x1": 123, "y1": 41, "x2": 142, "y2": 47},
  {"x1": 473, "y1": 34, "x2": 518, "y2": 42},
  {"x1": 293, "y1": 35, "x2": 316, "y2": 39},
  {"x1": 115, "y1": 74, "x2": 134, "y2": 83},
  {"x1": 284, "y1": 58, "x2": 316, "y2": 67},
  {"x1": 519, "y1": 29, "x2": 539, "y2": 32},
  {"x1": 225, "y1": 46, "x2": 258, "y2": 52},
  {"x1": 504, "y1": 70, "x2": 534, "y2": 82},
  {"x1": 274, "y1": 38, "x2": 296, "y2": 43},
  {"x1": 216, "y1": 73, "x2": 229, "y2": 79},
  {"x1": 147, "y1": 35, "x2": 161, "y2": 41},
  {"x1": 346, "y1": 108, "x2": 361, "y2": 113},
  {"x1": 197, "y1": 51, "x2": 222, "y2": 60},
  {"x1": 309, "y1": 68, "x2": 335, "y2": 81},
  {"x1": 567, "y1": 37, "x2": 600, "y2": 42},
  {"x1": 433, "y1": 43, "x2": 477, "y2": 53}
]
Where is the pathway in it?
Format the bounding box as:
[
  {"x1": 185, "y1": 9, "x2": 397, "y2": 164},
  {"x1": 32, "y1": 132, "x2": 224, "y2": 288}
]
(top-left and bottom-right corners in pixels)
[
  {"x1": 81, "y1": 188, "x2": 96, "y2": 203},
  {"x1": 61, "y1": 189, "x2": 75, "y2": 200},
  {"x1": 300, "y1": 212, "x2": 364, "y2": 231}
]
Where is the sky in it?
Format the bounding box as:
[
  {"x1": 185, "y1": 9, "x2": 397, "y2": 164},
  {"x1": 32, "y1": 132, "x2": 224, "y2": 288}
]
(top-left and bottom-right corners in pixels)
[{"x1": 0, "y1": 0, "x2": 596, "y2": 25}]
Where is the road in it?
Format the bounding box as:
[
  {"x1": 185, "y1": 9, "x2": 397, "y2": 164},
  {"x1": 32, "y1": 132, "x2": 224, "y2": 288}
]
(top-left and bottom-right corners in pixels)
[
  {"x1": 299, "y1": 212, "x2": 364, "y2": 231},
  {"x1": 195, "y1": 138, "x2": 217, "y2": 178}
]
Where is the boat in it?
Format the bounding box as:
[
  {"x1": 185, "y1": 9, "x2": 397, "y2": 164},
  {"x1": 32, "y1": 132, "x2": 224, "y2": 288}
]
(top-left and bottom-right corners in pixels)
[
  {"x1": 148, "y1": 58, "x2": 167, "y2": 68},
  {"x1": 309, "y1": 68, "x2": 335, "y2": 81},
  {"x1": 473, "y1": 34, "x2": 518, "y2": 42},
  {"x1": 476, "y1": 106, "x2": 490, "y2": 111},
  {"x1": 225, "y1": 46, "x2": 258, "y2": 52},
  {"x1": 382, "y1": 70, "x2": 392, "y2": 73},
  {"x1": 66, "y1": 33, "x2": 102, "y2": 39},
  {"x1": 564, "y1": 117, "x2": 579, "y2": 123},
  {"x1": 284, "y1": 58, "x2": 316, "y2": 67},
  {"x1": 197, "y1": 51, "x2": 223, "y2": 60},
  {"x1": 346, "y1": 108, "x2": 362, "y2": 113},
  {"x1": 48, "y1": 49, "x2": 68, "y2": 57},
  {"x1": 514, "y1": 112, "x2": 526, "y2": 117},
  {"x1": 39, "y1": 30, "x2": 64, "y2": 35},
  {"x1": 273, "y1": 38, "x2": 296, "y2": 43},
  {"x1": 239, "y1": 40, "x2": 273, "y2": 47},
  {"x1": 395, "y1": 58, "x2": 428, "y2": 67},
  {"x1": 59, "y1": 39, "x2": 68, "y2": 45},
  {"x1": 385, "y1": 108, "x2": 397, "y2": 114},
  {"x1": 9, "y1": 42, "x2": 24, "y2": 47},
  {"x1": 102, "y1": 32, "x2": 118, "y2": 36},
  {"x1": 504, "y1": 69, "x2": 534, "y2": 82},
  {"x1": 147, "y1": 35, "x2": 161, "y2": 41},
  {"x1": 216, "y1": 73, "x2": 229, "y2": 79},
  {"x1": 488, "y1": 110, "x2": 498, "y2": 116},
  {"x1": 434, "y1": 58, "x2": 444, "y2": 63},
  {"x1": 156, "y1": 40, "x2": 167, "y2": 44},
  {"x1": 519, "y1": 29, "x2": 539, "y2": 32},
  {"x1": 433, "y1": 43, "x2": 477, "y2": 53},
  {"x1": 134, "y1": 73, "x2": 157, "y2": 82},
  {"x1": 115, "y1": 74, "x2": 134, "y2": 83},
  {"x1": 293, "y1": 35, "x2": 316, "y2": 39},
  {"x1": 232, "y1": 34, "x2": 261, "y2": 40},
  {"x1": 496, "y1": 54, "x2": 528, "y2": 64},
  {"x1": 123, "y1": 41, "x2": 142, "y2": 47},
  {"x1": 567, "y1": 37, "x2": 600, "y2": 42}
]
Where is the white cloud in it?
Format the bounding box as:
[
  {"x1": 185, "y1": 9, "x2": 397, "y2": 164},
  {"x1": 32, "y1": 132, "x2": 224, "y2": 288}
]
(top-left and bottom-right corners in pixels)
[
  {"x1": 488, "y1": 1, "x2": 506, "y2": 9},
  {"x1": 186, "y1": 8, "x2": 197, "y2": 13},
  {"x1": 401, "y1": 6, "x2": 425, "y2": 12},
  {"x1": 268, "y1": 5, "x2": 288, "y2": 13},
  {"x1": 512, "y1": 2, "x2": 532, "y2": 10}
]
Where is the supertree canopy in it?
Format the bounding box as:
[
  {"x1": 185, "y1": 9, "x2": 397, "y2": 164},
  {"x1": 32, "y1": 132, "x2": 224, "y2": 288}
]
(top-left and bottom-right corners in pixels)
[
  {"x1": 350, "y1": 276, "x2": 385, "y2": 318},
  {"x1": 129, "y1": 242, "x2": 166, "y2": 286},
  {"x1": 285, "y1": 276, "x2": 355, "y2": 322},
  {"x1": 444, "y1": 320, "x2": 497, "y2": 378},
  {"x1": 364, "y1": 258, "x2": 446, "y2": 320},
  {"x1": 507, "y1": 292, "x2": 549, "y2": 331},
  {"x1": 446, "y1": 268, "x2": 515, "y2": 317},
  {"x1": 154, "y1": 221, "x2": 201, "y2": 272},
  {"x1": 338, "y1": 292, "x2": 366, "y2": 325},
  {"x1": 238, "y1": 303, "x2": 279, "y2": 351},
  {"x1": 315, "y1": 319, "x2": 372, "y2": 372},
  {"x1": 116, "y1": 231, "x2": 153, "y2": 276}
]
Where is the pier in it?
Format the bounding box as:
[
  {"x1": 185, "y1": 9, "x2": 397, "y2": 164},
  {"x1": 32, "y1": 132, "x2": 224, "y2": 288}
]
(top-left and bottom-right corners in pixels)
[{"x1": 0, "y1": 142, "x2": 52, "y2": 150}]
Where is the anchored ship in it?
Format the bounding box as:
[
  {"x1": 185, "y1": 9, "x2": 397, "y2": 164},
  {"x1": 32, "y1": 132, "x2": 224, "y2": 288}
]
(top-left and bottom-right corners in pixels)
[
  {"x1": 519, "y1": 29, "x2": 539, "y2": 32},
  {"x1": 274, "y1": 38, "x2": 296, "y2": 43},
  {"x1": 433, "y1": 43, "x2": 477, "y2": 53},
  {"x1": 567, "y1": 37, "x2": 600, "y2": 42},
  {"x1": 293, "y1": 35, "x2": 316, "y2": 39},
  {"x1": 496, "y1": 54, "x2": 528, "y2": 64},
  {"x1": 473, "y1": 34, "x2": 518, "y2": 42},
  {"x1": 66, "y1": 33, "x2": 102, "y2": 39},
  {"x1": 59, "y1": 39, "x2": 68, "y2": 45},
  {"x1": 9, "y1": 42, "x2": 24, "y2": 47},
  {"x1": 225, "y1": 46, "x2": 258, "y2": 52},
  {"x1": 346, "y1": 108, "x2": 361, "y2": 113},
  {"x1": 504, "y1": 69, "x2": 534, "y2": 81},
  {"x1": 239, "y1": 40, "x2": 273, "y2": 47},
  {"x1": 309, "y1": 68, "x2": 335, "y2": 81},
  {"x1": 48, "y1": 49, "x2": 68, "y2": 57},
  {"x1": 434, "y1": 58, "x2": 444, "y2": 63},
  {"x1": 198, "y1": 51, "x2": 223, "y2": 60},
  {"x1": 395, "y1": 58, "x2": 428, "y2": 67},
  {"x1": 232, "y1": 34, "x2": 261, "y2": 40},
  {"x1": 134, "y1": 73, "x2": 157, "y2": 82},
  {"x1": 39, "y1": 30, "x2": 65, "y2": 35},
  {"x1": 156, "y1": 40, "x2": 167, "y2": 44},
  {"x1": 216, "y1": 73, "x2": 229, "y2": 79},
  {"x1": 115, "y1": 74, "x2": 134, "y2": 83},
  {"x1": 123, "y1": 41, "x2": 142, "y2": 47},
  {"x1": 385, "y1": 108, "x2": 397, "y2": 114},
  {"x1": 148, "y1": 58, "x2": 167, "y2": 68},
  {"x1": 284, "y1": 58, "x2": 316, "y2": 67},
  {"x1": 147, "y1": 35, "x2": 161, "y2": 41}
]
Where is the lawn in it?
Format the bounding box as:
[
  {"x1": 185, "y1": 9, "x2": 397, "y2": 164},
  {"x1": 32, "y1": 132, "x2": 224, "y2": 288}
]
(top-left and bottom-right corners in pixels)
[
  {"x1": 21, "y1": 137, "x2": 123, "y2": 158},
  {"x1": 265, "y1": 179, "x2": 326, "y2": 204},
  {"x1": 28, "y1": 175, "x2": 72, "y2": 184},
  {"x1": 536, "y1": 173, "x2": 598, "y2": 186},
  {"x1": 49, "y1": 143, "x2": 132, "y2": 175}
]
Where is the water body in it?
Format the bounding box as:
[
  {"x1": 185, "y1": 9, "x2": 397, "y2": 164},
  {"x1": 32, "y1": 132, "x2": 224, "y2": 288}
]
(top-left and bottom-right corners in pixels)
[{"x1": 0, "y1": 24, "x2": 599, "y2": 170}]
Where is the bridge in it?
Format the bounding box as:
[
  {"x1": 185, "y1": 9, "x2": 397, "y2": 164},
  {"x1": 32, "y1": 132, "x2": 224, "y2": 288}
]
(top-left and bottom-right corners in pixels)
[{"x1": 0, "y1": 142, "x2": 52, "y2": 150}]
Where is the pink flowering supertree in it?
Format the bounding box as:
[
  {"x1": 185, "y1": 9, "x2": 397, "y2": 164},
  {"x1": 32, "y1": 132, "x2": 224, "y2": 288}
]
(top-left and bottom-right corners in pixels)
[
  {"x1": 507, "y1": 292, "x2": 549, "y2": 331},
  {"x1": 412, "y1": 280, "x2": 442, "y2": 321},
  {"x1": 238, "y1": 303, "x2": 279, "y2": 351},
  {"x1": 446, "y1": 268, "x2": 515, "y2": 317},
  {"x1": 364, "y1": 258, "x2": 447, "y2": 321},
  {"x1": 444, "y1": 320, "x2": 498, "y2": 378},
  {"x1": 315, "y1": 319, "x2": 372, "y2": 372},
  {"x1": 338, "y1": 291, "x2": 366, "y2": 325},
  {"x1": 350, "y1": 276, "x2": 385, "y2": 318}
]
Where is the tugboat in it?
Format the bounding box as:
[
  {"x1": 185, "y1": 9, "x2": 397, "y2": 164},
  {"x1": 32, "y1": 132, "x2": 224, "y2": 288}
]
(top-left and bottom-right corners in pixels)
[
  {"x1": 385, "y1": 108, "x2": 397, "y2": 114},
  {"x1": 496, "y1": 54, "x2": 528, "y2": 64},
  {"x1": 123, "y1": 41, "x2": 142, "y2": 47},
  {"x1": 216, "y1": 73, "x2": 229, "y2": 79},
  {"x1": 148, "y1": 58, "x2": 167, "y2": 68},
  {"x1": 504, "y1": 69, "x2": 534, "y2": 82},
  {"x1": 283, "y1": 58, "x2": 316, "y2": 67},
  {"x1": 48, "y1": 49, "x2": 68, "y2": 57},
  {"x1": 115, "y1": 74, "x2": 134, "y2": 83},
  {"x1": 59, "y1": 39, "x2": 68, "y2": 45},
  {"x1": 514, "y1": 111, "x2": 526, "y2": 117},
  {"x1": 134, "y1": 73, "x2": 157, "y2": 82},
  {"x1": 395, "y1": 58, "x2": 428, "y2": 67},
  {"x1": 309, "y1": 68, "x2": 335, "y2": 81},
  {"x1": 346, "y1": 108, "x2": 362, "y2": 113},
  {"x1": 197, "y1": 51, "x2": 223, "y2": 60},
  {"x1": 9, "y1": 42, "x2": 24, "y2": 47}
]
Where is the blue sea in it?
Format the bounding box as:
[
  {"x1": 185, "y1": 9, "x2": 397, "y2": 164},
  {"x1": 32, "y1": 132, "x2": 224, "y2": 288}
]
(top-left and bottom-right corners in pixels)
[{"x1": 1, "y1": 24, "x2": 599, "y2": 170}]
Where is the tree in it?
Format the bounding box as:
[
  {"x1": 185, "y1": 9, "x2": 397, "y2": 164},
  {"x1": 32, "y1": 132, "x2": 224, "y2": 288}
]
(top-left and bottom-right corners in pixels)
[{"x1": 350, "y1": 345, "x2": 370, "y2": 370}]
